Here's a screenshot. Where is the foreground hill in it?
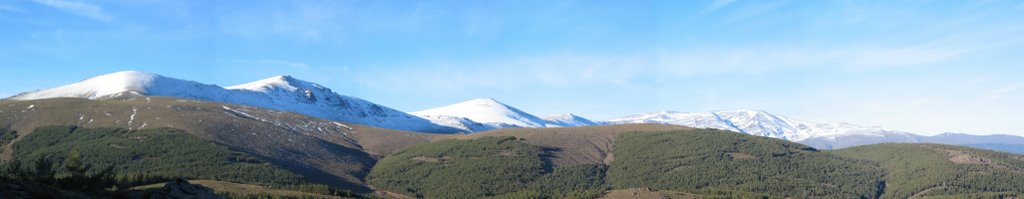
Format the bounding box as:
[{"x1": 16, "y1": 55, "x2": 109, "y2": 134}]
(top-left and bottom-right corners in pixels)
[
  {"x1": 369, "y1": 128, "x2": 888, "y2": 198},
  {"x1": 606, "y1": 129, "x2": 884, "y2": 198},
  {"x1": 9, "y1": 126, "x2": 306, "y2": 186},
  {"x1": 0, "y1": 97, "x2": 448, "y2": 192},
  {"x1": 835, "y1": 143, "x2": 1024, "y2": 199},
  {"x1": 455, "y1": 124, "x2": 695, "y2": 166}
]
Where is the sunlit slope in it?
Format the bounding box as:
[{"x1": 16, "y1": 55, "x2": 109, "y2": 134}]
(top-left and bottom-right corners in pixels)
[
  {"x1": 0, "y1": 97, "x2": 448, "y2": 192},
  {"x1": 835, "y1": 143, "x2": 1024, "y2": 199},
  {"x1": 607, "y1": 129, "x2": 884, "y2": 198}
]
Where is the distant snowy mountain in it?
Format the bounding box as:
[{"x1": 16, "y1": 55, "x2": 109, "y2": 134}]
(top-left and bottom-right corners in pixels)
[
  {"x1": 544, "y1": 113, "x2": 599, "y2": 127},
  {"x1": 8, "y1": 71, "x2": 232, "y2": 100},
  {"x1": 7, "y1": 71, "x2": 462, "y2": 133},
  {"x1": 413, "y1": 98, "x2": 552, "y2": 130},
  {"x1": 606, "y1": 110, "x2": 915, "y2": 142}
]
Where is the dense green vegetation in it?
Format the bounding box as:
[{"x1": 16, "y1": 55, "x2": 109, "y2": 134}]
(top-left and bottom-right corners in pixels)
[
  {"x1": 2, "y1": 148, "x2": 120, "y2": 198},
  {"x1": 0, "y1": 127, "x2": 15, "y2": 152},
  {"x1": 9, "y1": 125, "x2": 1024, "y2": 199},
  {"x1": 835, "y1": 143, "x2": 1024, "y2": 199},
  {"x1": 606, "y1": 129, "x2": 885, "y2": 198},
  {"x1": 9, "y1": 126, "x2": 306, "y2": 187},
  {"x1": 3, "y1": 125, "x2": 376, "y2": 198},
  {"x1": 368, "y1": 136, "x2": 606, "y2": 199}
]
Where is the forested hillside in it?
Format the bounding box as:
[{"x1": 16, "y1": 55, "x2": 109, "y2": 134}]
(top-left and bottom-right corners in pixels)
[
  {"x1": 3, "y1": 116, "x2": 1023, "y2": 198},
  {"x1": 607, "y1": 129, "x2": 884, "y2": 198},
  {"x1": 9, "y1": 126, "x2": 307, "y2": 186},
  {"x1": 836, "y1": 143, "x2": 1024, "y2": 199},
  {"x1": 368, "y1": 136, "x2": 605, "y2": 199}
]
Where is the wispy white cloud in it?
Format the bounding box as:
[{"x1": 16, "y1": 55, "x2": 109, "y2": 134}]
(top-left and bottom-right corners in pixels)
[
  {"x1": 0, "y1": 3, "x2": 23, "y2": 13},
  {"x1": 974, "y1": 83, "x2": 1024, "y2": 108},
  {"x1": 31, "y1": 0, "x2": 113, "y2": 22},
  {"x1": 349, "y1": 41, "x2": 993, "y2": 94},
  {"x1": 703, "y1": 0, "x2": 736, "y2": 13},
  {"x1": 217, "y1": 1, "x2": 354, "y2": 42}
]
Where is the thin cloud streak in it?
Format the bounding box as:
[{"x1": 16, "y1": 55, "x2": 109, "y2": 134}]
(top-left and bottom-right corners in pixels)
[
  {"x1": 0, "y1": 3, "x2": 22, "y2": 13},
  {"x1": 703, "y1": 0, "x2": 736, "y2": 13},
  {"x1": 31, "y1": 0, "x2": 113, "y2": 22},
  {"x1": 352, "y1": 35, "x2": 1003, "y2": 94}
]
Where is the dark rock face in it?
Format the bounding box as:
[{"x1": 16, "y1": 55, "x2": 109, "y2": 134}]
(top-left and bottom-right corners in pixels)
[
  {"x1": 131, "y1": 178, "x2": 225, "y2": 199},
  {"x1": 0, "y1": 180, "x2": 32, "y2": 199}
]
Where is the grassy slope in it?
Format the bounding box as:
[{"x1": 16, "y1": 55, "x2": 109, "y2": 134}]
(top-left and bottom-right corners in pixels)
[
  {"x1": 835, "y1": 143, "x2": 1024, "y2": 199},
  {"x1": 607, "y1": 129, "x2": 884, "y2": 198}
]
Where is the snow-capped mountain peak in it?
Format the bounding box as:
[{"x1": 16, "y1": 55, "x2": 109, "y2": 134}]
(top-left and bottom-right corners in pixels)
[
  {"x1": 11, "y1": 70, "x2": 155, "y2": 100},
  {"x1": 544, "y1": 113, "x2": 599, "y2": 127},
  {"x1": 7, "y1": 70, "x2": 227, "y2": 100},
  {"x1": 7, "y1": 71, "x2": 461, "y2": 133},
  {"x1": 457, "y1": 98, "x2": 508, "y2": 108},
  {"x1": 413, "y1": 98, "x2": 551, "y2": 129},
  {"x1": 227, "y1": 75, "x2": 323, "y2": 93}
]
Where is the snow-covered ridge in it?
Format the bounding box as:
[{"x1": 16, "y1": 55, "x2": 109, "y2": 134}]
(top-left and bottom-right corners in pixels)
[
  {"x1": 544, "y1": 113, "x2": 599, "y2": 127},
  {"x1": 606, "y1": 109, "x2": 912, "y2": 141},
  {"x1": 8, "y1": 71, "x2": 230, "y2": 100},
  {"x1": 7, "y1": 71, "x2": 461, "y2": 133}
]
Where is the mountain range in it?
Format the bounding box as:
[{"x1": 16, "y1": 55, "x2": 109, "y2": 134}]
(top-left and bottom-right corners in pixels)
[
  {"x1": 7, "y1": 71, "x2": 461, "y2": 133},
  {"x1": 5, "y1": 71, "x2": 1023, "y2": 152},
  {"x1": 3, "y1": 71, "x2": 1024, "y2": 198}
]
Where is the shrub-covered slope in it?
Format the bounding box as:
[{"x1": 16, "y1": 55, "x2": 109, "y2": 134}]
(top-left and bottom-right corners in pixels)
[
  {"x1": 835, "y1": 143, "x2": 1024, "y2": 199},
  {"x1": 371, "y1": 128, "x2": 898, "y2": 198},
  {"x1": 368, "y1": 136, "x2": 606, "y2": 198},
  {"x1": 9, "y1": 126, "x2": 305, "y2": 186},
  {"x1": 606, "y1": 129, "x2": 885, "y2": 198},
  {"x1": 0, "y1": 97, "x2": 451, "y2": 192}
]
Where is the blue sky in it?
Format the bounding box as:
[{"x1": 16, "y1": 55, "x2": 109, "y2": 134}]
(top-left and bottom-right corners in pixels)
[{"x1": 1, "y1": 0, "x2": 1023, "y2": 135}]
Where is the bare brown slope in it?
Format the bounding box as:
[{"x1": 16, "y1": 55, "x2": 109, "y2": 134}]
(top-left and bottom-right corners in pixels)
[
  {"x1": 348, "y1": 126, "x2": 452, "y2": 156},
  {"x1": 456, "y1": 124, "x2": 694, "y2": 166},
  {"x1": 0, "y1": 97, "x2": 441, "y2": 192}
]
